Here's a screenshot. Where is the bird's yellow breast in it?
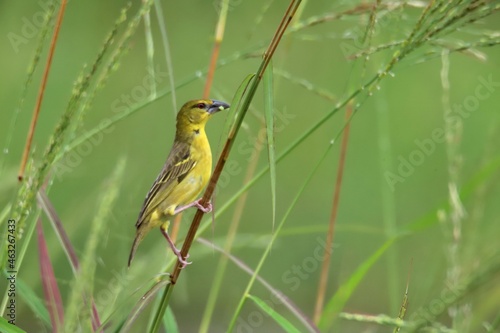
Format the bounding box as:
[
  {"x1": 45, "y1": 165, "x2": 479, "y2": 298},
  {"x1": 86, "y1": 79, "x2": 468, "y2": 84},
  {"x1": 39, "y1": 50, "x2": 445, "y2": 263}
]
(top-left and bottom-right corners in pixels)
[{"x1": 161, "y1": 129, "x2": 212, "y2": 216}]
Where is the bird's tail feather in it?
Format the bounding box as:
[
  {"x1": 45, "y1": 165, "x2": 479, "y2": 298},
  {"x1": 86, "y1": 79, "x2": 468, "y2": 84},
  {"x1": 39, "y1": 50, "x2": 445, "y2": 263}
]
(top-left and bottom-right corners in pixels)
[{"x1": 128, "y1": 229, "x2": 145, "y2": 267}]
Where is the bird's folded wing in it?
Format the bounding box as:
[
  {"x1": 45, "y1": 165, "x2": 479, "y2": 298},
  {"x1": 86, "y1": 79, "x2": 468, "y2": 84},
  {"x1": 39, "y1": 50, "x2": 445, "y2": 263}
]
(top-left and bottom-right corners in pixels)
[{"x1": 136, "y1": 140, "x2": 196, "y2": 227}]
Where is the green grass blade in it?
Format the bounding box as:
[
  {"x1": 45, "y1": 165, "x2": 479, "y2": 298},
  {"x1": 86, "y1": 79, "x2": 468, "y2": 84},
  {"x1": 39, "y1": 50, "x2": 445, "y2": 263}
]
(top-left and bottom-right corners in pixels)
[
  {"x1": 162, "y1": 306, "x2": 179, "y2": 333},
  {"x1": 0, "y1": 182, "x2": 40, "y2": 314},
  {"x1": 247, "y1": 294, "x2": 301, "y2": 333},
  {"x1": 0, "y1": 317, "x2": 27, "y2": 333},
  {"x1": 318, "y1": 238, "x2": 396, "y2": 331},
  {"x1": 220, "y1": 73, "x2": 255, "y2": 144},
  {"x1": 122, "y1": 278, "x2": 170, "y2": 333},
  {"x1": 263, "y1": 60, "x2": 276, "y2": 232},
  {"x1": 15, "y1": 277, "x2": 51, "y2": 326}
]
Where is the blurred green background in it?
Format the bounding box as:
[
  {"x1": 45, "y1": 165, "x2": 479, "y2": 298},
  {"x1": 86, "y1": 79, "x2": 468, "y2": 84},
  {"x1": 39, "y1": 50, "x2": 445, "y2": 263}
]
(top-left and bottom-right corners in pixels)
[{"x1": 1, "y1": 1, "x2": 499, "y2": 332}]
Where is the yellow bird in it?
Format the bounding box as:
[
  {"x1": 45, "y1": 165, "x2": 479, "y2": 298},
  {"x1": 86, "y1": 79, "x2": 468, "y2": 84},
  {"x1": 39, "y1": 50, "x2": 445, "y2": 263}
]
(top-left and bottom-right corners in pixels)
[{"x1": 128, "y1": 99, "x2": 230, "y2": 268}]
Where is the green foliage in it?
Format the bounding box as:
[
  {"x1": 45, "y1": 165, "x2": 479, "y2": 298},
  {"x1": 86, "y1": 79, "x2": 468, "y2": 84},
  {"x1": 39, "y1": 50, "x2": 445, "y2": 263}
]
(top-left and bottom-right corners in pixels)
[{"x1": 1, "y1": 1, "x2": 499, "y2": 332}]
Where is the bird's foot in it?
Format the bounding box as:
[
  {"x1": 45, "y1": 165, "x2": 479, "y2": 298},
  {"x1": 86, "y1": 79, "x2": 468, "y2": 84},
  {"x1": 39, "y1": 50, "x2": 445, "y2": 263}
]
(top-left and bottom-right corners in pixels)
[
  {"x1": 174, "y1": 199, "x2": 212, "y2": 214},
  {"x1": 171, "y1": 246, "x2": 192, "y2": 269},
  {"x1": 193, "y1": 199, "x2": 212, "y2": 213}
]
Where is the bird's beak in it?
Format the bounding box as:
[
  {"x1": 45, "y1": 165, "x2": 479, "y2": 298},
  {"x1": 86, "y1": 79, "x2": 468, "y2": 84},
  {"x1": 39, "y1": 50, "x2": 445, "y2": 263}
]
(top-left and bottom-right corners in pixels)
[{"x1": 208, "y1": 100, "x2": 230, "y2": 114}]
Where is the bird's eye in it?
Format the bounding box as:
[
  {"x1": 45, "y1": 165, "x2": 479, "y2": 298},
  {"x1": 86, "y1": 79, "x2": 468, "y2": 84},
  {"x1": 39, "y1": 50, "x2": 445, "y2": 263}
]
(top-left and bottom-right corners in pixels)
[{"x1": 196, "y1": 103, "x2": 206, "y2": 109}]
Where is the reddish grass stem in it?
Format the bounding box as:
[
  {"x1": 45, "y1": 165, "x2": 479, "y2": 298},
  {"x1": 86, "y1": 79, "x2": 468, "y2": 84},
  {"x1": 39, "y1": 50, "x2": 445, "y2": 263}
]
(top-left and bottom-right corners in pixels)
[
  {"x1": 313, "y1": 103, "x2": 353, "y2": 323},
  {"x1": 169, "y1": 0, "x2": 301, "y2": 285},
  {"x1": 18, "y1": 0, "x2": 68, "y2": 182}
]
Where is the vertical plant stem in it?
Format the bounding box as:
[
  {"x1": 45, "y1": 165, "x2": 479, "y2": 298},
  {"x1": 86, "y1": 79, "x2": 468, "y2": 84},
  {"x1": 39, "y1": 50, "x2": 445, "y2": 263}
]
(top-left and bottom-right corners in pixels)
[
  {"x1": 37, "y1": 219, "x2": 64, "y2": 333},
  {"x1": 227, "y1": 140, "x2": 334, "y2": 332},
  {"x1": 198, "y1": 122, "x2": 265, "y2": 333},
  {"x1": 18, "y1": 0, "x2": 67, "y2": 181},
  {"x1": 376, "y1": 90, "x2": 400, "y2": 314},
  {"x1": 143, "y1": 0, "x2": 157, "y2": 98},
  {"x1": 154, "y1": 0, "x2": 177, "y2": 113},
  {"x1": 203, "y1": 0, "x2": 229, "y2": 99},
  {"x1": 313, "y1": 102, "x2": 352, "y2": 323},
  {"x1": 440, "y1": 49, "x2": 467, "y2": 330}
]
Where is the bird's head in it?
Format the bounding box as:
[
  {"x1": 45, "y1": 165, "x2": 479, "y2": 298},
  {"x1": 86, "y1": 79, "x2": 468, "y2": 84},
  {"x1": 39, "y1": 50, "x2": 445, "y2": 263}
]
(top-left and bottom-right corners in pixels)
[{"x1": 176, "y1": 99, "x2": 230, "y2": 135}]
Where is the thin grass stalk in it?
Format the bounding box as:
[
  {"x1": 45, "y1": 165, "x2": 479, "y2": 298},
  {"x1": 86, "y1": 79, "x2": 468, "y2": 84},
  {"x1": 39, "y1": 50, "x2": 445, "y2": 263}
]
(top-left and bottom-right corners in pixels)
[
  {"x1": 263, "y1": 60, "x2": 276, "y2": 233},
  {"x1": 393, "y1": 262, "x2": 411, "y2": 333},
  {"x1": 148, "y1": 2, "x2": 302, "y2": 332},
  {"x1": 198, "y1": 122, "x2": 265, "y2": 333},
  {"x1": 18, "y1": 0, "x2": 67, "y2": 181},
  {"x1": 409, "y1": 254, "x2": 500, "y2": 333},
  {"x1": 313, "y1": 103, "x2": 352, "y2": 324},
  {"x1": 0, "y1": 162, "x2": 39, "y2": 314},
  {"x1": 1, "y1": 0, "x2": 56, "y2": 176},
  {"x1": 440, "y1": 49, "x2": 468, "y2": 331},
  {"x1": 227, "y1": 139, "x2": 334, "y2": 332},
  {"x1": 1, "y1": 3, "x2": 131, "y2": 320},
  {"x1": 274, "y1": 70, "x2": 336, "y2": 101},
  {"x1": 120, "y1": 278, "x2": 170, "y2": 333},
  {"x1": 198, "y1": 238, "x2": 319, "y2": 333},
  {"x1": 338, "y1": 312, "x2": 406, "y2": 327},
  {"x1": 63, "y1": 159, "x2": 126, "y2": 332},
  {"x1": 75, "y1": 3, "x2": 142, "y2": 128},
  {"x1": 37, "y1": 219, "x2": 64, "y2": 332},
  {"x1": 203, "y1": 0, "x2": 229, "y2": 99},
  {"x1": 154, "y1": 0, "x2": 177, "y2": 114},
  {"x1": 169, "y1": 0, "x2": 231, "y2": 247},
  {"x1": 37, "y1": 188, "x2": 102, "y2": 333},
  {"x1": 375, "y1": 90, "x2": 400, "y2": 313},
  {"x1": 318, "y1": 238, "x2": 396, "y2": 331},
  {"x1": 60, "y1": 2, "x2": 498, "y2": 166},
  {"x1": 37, "y1": 191, "x2": 79, "y2": 272},
  {"x1": 143, "y1": 0, "x2": 157, "y2": 98}
]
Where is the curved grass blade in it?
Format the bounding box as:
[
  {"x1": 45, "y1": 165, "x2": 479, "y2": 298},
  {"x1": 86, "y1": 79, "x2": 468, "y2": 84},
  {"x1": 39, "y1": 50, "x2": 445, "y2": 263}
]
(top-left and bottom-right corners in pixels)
[
  {"x1": 0, "y1": 317, "x2": 27, "y2": 333},
  {"x1": 263, "y1": 60, "x2": 276, "y2": 233},
  {"x1": 162, "y1": 306, "x2": 179, "y2": 333},
  {"x1": 318, "y1": 238, "x2": 396, "y2": 331},
  {"x1": 227, "y1": 140, "x2": 334, "y2": 331},
  {"x1": 37, "y1": 191, "x2": 79, "y2": 273},
  {"x1": 15, "y1": 277, "x2": 50, "y2": 326},
  {"x1": 198, "y1": 238, "x2": 319, "y2": 333},
  {"x1": 220, "y1": 73, "x2": 255, "y2": 145},
  {"x1": 121, "y1": 278, "x2": 170, "y2": 333},
  {"x1": 247, "y1": 294, "x2": 301, "y2": 333}
]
